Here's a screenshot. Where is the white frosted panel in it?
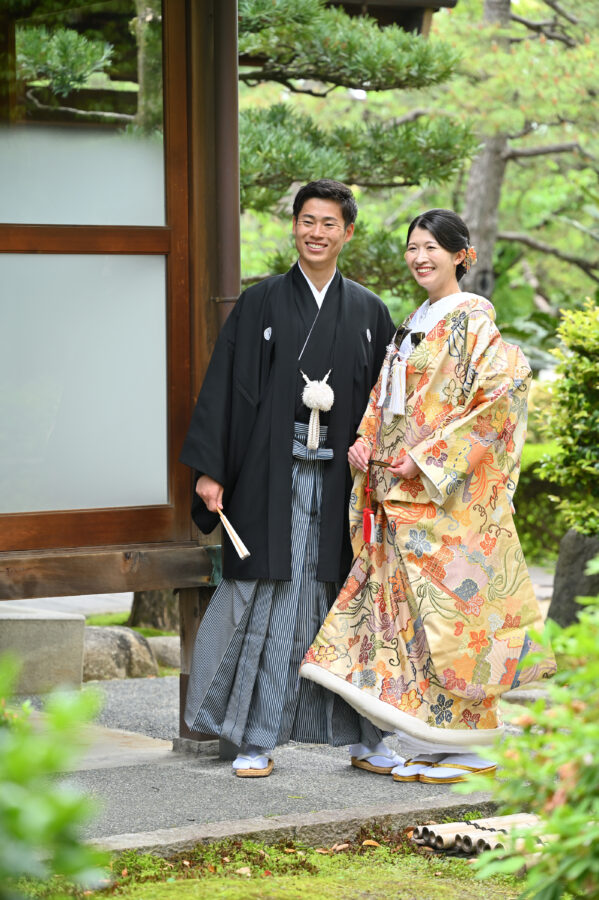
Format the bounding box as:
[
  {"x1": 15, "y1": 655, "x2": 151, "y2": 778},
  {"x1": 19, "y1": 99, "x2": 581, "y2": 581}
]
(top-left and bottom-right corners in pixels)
[
  {"x1": 0, "y1": 125, "x2": 164, "y2": 226},
  {"x1": 0, "y1": 255, "x2": 167, "y2": 513}
]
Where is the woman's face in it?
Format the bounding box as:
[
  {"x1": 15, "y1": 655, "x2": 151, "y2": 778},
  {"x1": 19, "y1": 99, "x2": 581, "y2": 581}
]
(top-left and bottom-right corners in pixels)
[{"x1": 404, "y1": 226, "x2": 465, "y2": 301}]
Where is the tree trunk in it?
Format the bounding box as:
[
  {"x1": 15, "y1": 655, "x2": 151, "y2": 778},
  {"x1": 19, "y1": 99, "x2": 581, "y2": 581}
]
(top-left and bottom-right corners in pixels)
[
  {"x1": 460, "y1": 0, "x2": 510, "y2": 298},
  {"x1": 133, "y1": 0, "x2": 163, "y2": 133},
  {"x1": 461, "y1": 134, "x2": 508, "y2": 297},
  {"x1": 483, "y1": 0, "x2": 511, "y2": 25},
  {"x1": 129, "y1": 589, "x2": 180, "y2": 632},
  {"x1": 548, "y1": 530, "x2": 599, "y2": 628}
]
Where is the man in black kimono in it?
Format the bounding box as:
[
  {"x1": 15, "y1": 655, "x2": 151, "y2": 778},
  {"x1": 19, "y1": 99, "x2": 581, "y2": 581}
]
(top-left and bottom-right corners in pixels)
[{"x1": 180, "y1": 179, "x2": 401, "y2": 777}]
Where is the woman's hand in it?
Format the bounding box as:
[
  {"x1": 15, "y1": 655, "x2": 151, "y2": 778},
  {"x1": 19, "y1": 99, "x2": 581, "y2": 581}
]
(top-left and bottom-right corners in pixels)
[
  {"x1": 348, "y1": 438, "x2": 370, "y2": 473},
  {"x1": 388, "y1": 455, "x2": 420, "y2": 480},
  {"x1": 196, "y1": 474, "x2": 224, "y2": 512}
]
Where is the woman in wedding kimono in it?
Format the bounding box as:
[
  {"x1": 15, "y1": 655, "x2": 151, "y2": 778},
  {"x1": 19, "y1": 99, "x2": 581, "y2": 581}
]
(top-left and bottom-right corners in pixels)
[{"x1": 300, "y1": 209, "x2": 556, "y2": 784}]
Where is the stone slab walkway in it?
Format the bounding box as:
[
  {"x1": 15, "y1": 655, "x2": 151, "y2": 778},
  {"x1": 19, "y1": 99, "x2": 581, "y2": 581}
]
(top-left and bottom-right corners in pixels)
[{"x1": 14, "y1": 566, "x2": 554, "y2": 853}]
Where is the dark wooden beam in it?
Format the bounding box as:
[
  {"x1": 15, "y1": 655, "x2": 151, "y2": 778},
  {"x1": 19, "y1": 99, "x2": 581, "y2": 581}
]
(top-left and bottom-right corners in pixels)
[
  {"x1": 0, "y1": 224, "x2": 171, "y2": 254},
  {"x1": 331, "y1": 1, "x2": 457, "y2": 10},
  {"x1": 327, "y1": 1, "x2": 457, "y2": 31},
  {"x1": 0, "y1": 542, "x2": 216, "y2": 600}
]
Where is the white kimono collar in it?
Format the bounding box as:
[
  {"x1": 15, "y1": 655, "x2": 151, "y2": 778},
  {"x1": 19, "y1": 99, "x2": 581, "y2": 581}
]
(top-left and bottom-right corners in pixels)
[
  {"x1": 379, "y1": 292, "x2": 468, "y2": 420},
  {"x1": 397, "y1": 292, "x2": 466, "y2": 359}
]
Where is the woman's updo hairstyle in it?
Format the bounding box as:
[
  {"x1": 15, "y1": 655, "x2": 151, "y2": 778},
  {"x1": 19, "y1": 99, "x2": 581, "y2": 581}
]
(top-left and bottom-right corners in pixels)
[{"x1": 406, "y1": 208, "x2": 471, "y2": 282}]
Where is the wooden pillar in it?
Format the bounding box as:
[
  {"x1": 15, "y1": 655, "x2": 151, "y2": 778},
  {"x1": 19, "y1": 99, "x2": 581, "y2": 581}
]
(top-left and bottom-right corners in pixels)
[
  {"x1": 177, "y1": 0, "x2": 240, "y2": 745},
  {"x1": 212, "y1": 0, "x2": 241, "y2": 327}
]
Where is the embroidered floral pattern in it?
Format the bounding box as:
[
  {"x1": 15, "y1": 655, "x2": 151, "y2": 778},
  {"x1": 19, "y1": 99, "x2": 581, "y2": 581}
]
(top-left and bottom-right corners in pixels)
[
  {"x1": 431, "y1": 694, "x2": 454, "y2": 724},
  {"x1": 399, "y1": 689, "x2": 421, "y2": 712},
  {"x1": 400, "y1": 478, "x2": 426, "y2": 499},
  {"x1": 443, "y1": 668, "x2": 467, "y2": 692},
  {"x1": 480, "y1": 533, "x2": 497, "y2": 556},
  {"x1": 499, "y1": 657, "x2": 519, "y2": 686},
  {"x1": 426, "y1": 439, "x2": 449, "y2": 468},
  {"x1": 405, "y1": 528, "x2": 432, "y2": 558},
  {"x1": 314, "y1": 645, "x2": 339, "y2": 664},
  {"x1": 460, "y1": 709, "x2": 481, "y2": 728},
  {"x1": 468, "y1": 630, "x2": 489, "y2": 653},
  {"x1": 358, "y1": 635, "x2": 373, "y2": 664}
]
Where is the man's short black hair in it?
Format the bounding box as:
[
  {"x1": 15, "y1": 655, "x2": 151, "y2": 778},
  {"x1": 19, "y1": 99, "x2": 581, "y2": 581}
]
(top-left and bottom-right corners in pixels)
[{"x1": 292, "y1": 179, "x2": 358, "y2": 228}]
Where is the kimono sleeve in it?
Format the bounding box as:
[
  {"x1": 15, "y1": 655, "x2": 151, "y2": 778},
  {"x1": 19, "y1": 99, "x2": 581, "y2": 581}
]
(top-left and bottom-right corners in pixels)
[
  {"x1": 355, "y1": 363, "x2": 385, "y2": 453},
  {"x1": 350, "y1": 300, "x2": 394, "y2": 456},
  {"x1": 409, "y1": 311, "x2": 531, "y2": 508}
]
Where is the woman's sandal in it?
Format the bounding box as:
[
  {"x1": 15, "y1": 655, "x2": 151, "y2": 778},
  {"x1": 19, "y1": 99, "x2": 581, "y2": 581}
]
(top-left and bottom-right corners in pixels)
[
  {"x1": 418, "y1": 754, "x2": 496, "y2": 784},
  {"x1": 350, "y1": 743, "x2": 405, "y2": 775},
  {"x1": 394, "y1": 753, "x2": 496, "y2": 784},
  {"x1": 391, "y1": 753, "x2": 447, "y2": 782}
]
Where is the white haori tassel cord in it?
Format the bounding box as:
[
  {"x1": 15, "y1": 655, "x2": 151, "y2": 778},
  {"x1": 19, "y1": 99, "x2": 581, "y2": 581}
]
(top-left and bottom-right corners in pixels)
[
  {"x1": 378, "y1": 344, "x2": 407, "y2": 424},
  {"x1": 301, "y1": 369, "x2": 334, "y2": 450},
  {"x1": 390, "y1": 358, "x2": 407, "y2": 415}
]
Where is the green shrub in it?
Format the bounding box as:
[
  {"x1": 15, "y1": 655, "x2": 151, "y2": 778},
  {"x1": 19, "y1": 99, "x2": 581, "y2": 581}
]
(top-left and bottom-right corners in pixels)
[
  {"x1": 0, "y1": 656, "x2": 108, "y2": 900},
  {"x1": 538, "y1": 298, "x2": 599, "y2": 536},
  {"x1": 526, "y1": 380, "x2": 556, "y2": 445},
  {"x1": 460, "y1": 557, "x2": 599, "y2": 899},
  {"x1": 514, "y1": 442, "x2": 568, "y2": 564}
]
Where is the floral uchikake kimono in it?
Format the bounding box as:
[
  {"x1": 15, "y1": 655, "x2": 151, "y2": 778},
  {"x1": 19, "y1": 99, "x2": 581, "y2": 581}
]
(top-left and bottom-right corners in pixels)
[{"x1": 300, "y1": 293, "x2": 556, "y2": 751}]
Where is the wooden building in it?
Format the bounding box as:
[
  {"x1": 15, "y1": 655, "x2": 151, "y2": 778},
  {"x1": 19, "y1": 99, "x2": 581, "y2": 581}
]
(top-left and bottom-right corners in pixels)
[{"x1": 0, "y1": 0, "x2": 455, "y2": 742}]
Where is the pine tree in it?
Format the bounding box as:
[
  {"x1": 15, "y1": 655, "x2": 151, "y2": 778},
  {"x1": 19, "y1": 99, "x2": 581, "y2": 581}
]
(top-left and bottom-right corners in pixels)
[
  {"x1": 238, "y1": 0, "x2": 477, "y2": 299},
  {"x1": 427, "y1": 0, "x2": 598, "y2": 301}
]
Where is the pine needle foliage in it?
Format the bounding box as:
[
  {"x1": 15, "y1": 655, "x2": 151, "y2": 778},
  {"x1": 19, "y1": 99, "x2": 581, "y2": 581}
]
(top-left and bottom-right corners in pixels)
[
  {"x1": 240, "y1": 105, "x2": 476, "y2": 212},
  {"x1": 239, "y1": 2, "x2": 459, "y2": 94},
  {"x1": 238, "y1": 0, "x2": 476, "y2": 292}
]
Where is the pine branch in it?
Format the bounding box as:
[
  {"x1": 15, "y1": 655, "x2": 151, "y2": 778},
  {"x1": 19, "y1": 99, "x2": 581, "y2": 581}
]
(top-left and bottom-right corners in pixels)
[
  {"x1": 540, "y1": 0, "x2": 579, "y2": 25},
  {"x1": 498, "y1": 231, "x2": 599, "y2": 283},
  {"x1": 392, "y1": 109, "x2": 432, "y2": 125},
  {"x1": 241, "y1": 273, "x2": 271, "y2": 285},
  {"x1": 557, "y1": 216, "x2": 599, "y2": 244},
  {"x1": 511, "y1": 14, "x2": 555, "y2": 30},
  {"x1": 238, "y1": 7, "x2": 459, "y2": 94},
  {"x1": 510, "y1": 12, "x2": 576, "y2": 46},
  {"x1": 507, "y1": 118, "x2": 576, "y2": 139},
  {"x1": 26, "y1": 88, "x2": 134, "y2": 122},
  {"x1": 503, "y1": 142, "x2": 589, "y2": 161}
]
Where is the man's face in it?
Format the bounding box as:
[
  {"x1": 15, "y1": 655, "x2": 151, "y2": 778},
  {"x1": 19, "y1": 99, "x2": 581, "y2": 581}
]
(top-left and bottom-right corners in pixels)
[{"x1": 292, "y1": 198, "x2": 354, "y2": 272}]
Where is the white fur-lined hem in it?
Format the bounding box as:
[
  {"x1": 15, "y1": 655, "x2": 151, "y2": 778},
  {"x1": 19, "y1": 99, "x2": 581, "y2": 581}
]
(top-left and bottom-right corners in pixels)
[{"x1": 300, "y1": 663, "x2": 502, "y2": 748}]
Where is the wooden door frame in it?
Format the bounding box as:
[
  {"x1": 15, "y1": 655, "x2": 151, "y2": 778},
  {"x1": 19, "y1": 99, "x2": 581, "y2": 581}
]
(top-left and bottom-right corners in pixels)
[{"x1": 0, "y1": 0, "x2": 239, "y2": 598}]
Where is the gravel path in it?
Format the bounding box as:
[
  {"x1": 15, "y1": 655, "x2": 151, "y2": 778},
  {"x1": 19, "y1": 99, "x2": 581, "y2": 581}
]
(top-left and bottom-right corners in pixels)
[{"x1": 16, "y1": 676, "x2": 180, "y2": 742}]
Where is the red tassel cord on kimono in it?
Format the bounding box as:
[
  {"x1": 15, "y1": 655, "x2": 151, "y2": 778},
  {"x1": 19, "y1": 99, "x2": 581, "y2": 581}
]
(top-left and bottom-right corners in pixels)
[{"x1": 362, "y1": 477, "x2": 375, "y2": 544}]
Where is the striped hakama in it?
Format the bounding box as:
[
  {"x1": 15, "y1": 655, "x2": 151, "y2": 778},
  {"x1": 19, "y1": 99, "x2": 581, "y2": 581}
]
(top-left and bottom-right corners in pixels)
[{"x1": 184, "y1": 422, "x2": 383, "y2": 750}]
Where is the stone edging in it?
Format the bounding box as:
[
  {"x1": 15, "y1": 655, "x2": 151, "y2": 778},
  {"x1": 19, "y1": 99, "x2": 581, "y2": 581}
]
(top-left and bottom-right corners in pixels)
[{"x1": 95, "y1": 792, "x2": 496, "y2": 856}]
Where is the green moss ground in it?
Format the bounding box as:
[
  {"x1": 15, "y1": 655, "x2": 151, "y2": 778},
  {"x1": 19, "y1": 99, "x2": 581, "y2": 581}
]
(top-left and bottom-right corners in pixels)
[{"x1": 19, "y1": 835, "x2": 522, "y2": 900}]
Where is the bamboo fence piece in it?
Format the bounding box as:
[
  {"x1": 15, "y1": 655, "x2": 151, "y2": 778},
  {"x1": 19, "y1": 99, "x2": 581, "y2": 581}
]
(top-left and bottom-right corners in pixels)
[
  {"x1": 411, "y1": 814, "x2": 542, "y2": 856},
  {"x1": 414, "y1": 813, "x2": 537, "y2": 843}
]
